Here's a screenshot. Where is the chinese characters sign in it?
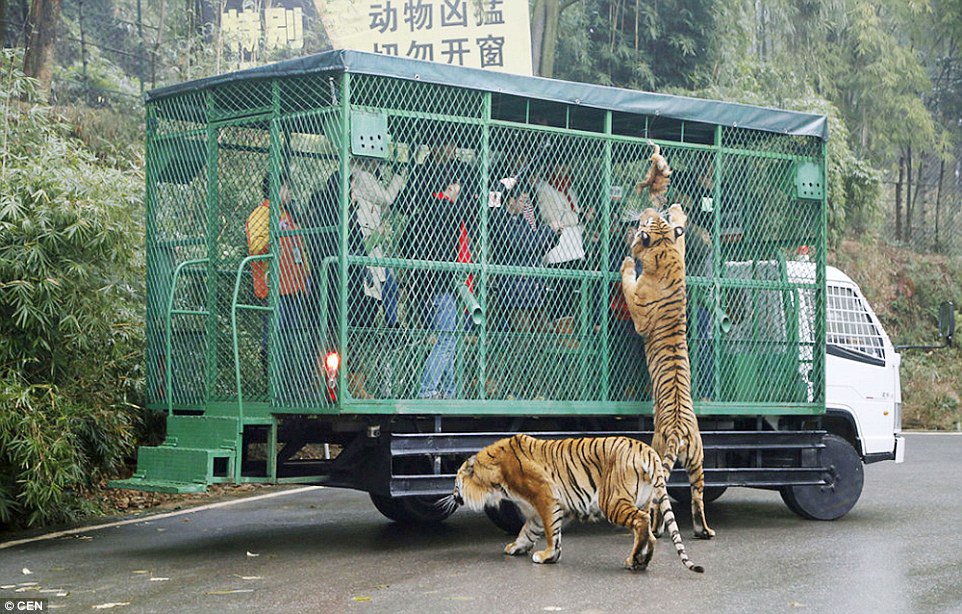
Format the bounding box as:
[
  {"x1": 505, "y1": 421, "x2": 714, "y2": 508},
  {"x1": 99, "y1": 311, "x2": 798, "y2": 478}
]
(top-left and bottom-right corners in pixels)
[
  {"x1": 316, "y1": 0, "x2": 532, "y2": 75},
  {"x1": 221, "y1": 3, "x2": 306, "y2": 68}
]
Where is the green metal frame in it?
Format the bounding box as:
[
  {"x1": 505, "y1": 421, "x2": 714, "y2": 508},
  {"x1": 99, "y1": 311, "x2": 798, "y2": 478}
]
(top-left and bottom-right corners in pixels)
[{"x1": 143, "y1": 56, "x2": 827, "y2": 422}]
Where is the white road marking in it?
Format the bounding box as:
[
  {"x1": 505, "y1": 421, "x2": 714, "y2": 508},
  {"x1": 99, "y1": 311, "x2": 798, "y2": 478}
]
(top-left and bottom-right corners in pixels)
[{"x1": 0, "y1": 486, "x2": 323, "y2": 551}]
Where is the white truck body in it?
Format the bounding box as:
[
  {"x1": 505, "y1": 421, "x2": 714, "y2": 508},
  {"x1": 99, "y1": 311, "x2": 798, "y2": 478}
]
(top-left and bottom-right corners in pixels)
[{"x1": 823, "y1": 266, "x2": 904, "y2": 463}]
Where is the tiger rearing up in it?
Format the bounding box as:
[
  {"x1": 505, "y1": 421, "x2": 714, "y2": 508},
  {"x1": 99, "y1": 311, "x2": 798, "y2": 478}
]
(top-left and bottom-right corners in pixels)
[
  {"x1": 450, "y1": 434, "x2": 703, "y2": 573},
  {"x1": 620, "y1": 204, "x2": 715, "y2": 540}
]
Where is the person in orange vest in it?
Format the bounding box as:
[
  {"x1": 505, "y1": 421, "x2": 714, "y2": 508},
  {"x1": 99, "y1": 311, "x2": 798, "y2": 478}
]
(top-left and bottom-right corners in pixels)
[{"x1": 246, "y1": 174, "x2": 312, "y2": 401}]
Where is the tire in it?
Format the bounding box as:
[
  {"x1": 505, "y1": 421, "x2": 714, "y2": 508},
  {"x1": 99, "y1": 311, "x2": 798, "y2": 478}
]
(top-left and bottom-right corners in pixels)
[
  {"x1": 369, "y1": 493, "x2": 456, "y2": 525},
  {"x1": 484, "y1": 500, "x2": 526, "y2": 535},
  {"x1": 668, "y1": 485, "x2": 728, "y2": 505},
  {"x1": 780, "y1": 434, "x2": 864, "y2": 521}
]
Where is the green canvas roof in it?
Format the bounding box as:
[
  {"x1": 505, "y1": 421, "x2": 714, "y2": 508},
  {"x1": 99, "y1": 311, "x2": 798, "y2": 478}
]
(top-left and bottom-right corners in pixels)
[{"x1": 146, "y1": 49, "x2": 828, "y2": 141}]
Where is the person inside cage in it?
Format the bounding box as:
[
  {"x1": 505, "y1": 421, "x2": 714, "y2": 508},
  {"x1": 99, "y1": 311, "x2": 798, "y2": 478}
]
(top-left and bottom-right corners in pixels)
[
  {"x1": 246, "y1": 174, "x2": 312, "y2": 401},
  {"x1": 670, "y1": 161, "x2": 717, "y2": 401},
  {"x1": 534, "y1": 161, "x2": 594, "y2": 329},
  {"x1": 396, "y1": 160, "x2": 478, "y2": 400},
  {"x1": 351, "y1": 157, "x2": 407, "y2": 328},
  {"x1": 607, "y1": 212, "x2": 650, "y2": 400},
  {"x1": 490, "y1": 175, "x2": 559, "y2": 332}
]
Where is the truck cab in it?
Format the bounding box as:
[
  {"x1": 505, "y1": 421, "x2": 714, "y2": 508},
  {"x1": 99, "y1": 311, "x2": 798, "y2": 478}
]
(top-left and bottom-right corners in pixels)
[{"x1": 824, "y1": 266, "x2": 904, "y2": 465}]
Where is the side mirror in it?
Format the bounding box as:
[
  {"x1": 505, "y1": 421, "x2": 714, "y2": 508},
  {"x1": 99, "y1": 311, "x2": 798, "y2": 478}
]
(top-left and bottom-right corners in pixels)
[{"x1": 938, "y1": 301, "x2": 955, "y2": 347}]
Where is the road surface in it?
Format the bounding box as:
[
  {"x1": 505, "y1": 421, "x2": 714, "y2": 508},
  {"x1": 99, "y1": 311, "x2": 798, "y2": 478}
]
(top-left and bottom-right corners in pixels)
[{"x1": 1, "y1": 433, "x2": 961, "y2": 613}]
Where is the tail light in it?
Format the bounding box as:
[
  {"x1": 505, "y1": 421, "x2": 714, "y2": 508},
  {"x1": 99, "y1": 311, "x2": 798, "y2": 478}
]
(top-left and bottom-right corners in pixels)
[{"x1": 324, "y1": 352, "x2": 340, "y2": 402}]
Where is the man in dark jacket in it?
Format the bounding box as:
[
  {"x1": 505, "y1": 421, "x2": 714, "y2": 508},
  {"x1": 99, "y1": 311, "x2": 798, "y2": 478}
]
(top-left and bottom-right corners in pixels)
[{"x1": 396, "y1": 160, "x2": 477, "y2": 399}]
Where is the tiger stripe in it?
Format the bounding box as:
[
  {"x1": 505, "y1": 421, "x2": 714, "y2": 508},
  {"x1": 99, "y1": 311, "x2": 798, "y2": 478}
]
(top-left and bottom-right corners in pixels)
[
  {"x1": 452, "y1": 434, "x2": 703, "y2": 573},
  {"x1": 621, "y1": 204, "x2": 715, "y2": 540}
]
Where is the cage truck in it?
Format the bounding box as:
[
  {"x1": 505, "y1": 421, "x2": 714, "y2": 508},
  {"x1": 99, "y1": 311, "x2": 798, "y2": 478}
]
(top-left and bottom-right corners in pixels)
[{"x1": 110, "y1": 51, "x2": 954, "y2": 528}]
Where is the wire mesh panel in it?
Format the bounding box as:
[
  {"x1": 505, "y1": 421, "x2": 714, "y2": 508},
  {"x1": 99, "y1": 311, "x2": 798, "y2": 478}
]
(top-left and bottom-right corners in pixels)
[{"x1": 143, "y1": 55, "x2": 827, "y2": 416}]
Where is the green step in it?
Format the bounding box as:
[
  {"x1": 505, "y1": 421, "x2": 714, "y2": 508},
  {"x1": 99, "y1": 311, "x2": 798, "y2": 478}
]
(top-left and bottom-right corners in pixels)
[
  {"x1": 107, "y1": 477, "x2": 209, "y2": 494},
  {"x1": 165, "y1": 415, "x2": 239, "y2": 449}
]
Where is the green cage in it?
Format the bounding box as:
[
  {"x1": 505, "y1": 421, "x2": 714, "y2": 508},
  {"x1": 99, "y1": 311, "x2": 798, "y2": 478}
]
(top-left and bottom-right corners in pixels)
[{"x1": 113, "y1": 50, "x2": 827, "y2": 494}]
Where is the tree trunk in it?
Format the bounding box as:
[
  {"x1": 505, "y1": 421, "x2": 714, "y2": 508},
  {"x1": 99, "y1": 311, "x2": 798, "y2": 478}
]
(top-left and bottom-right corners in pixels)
[
  {"x1": 895, "y1": 154, "x2": 903, "y2": 242},
  {"x1": 913, "y1": 153, "x2": 925, "y2": 242},
  {"x1": 934, "y1": 157, "x2": 945, "y2": 252},
  {"x1": 530, "y1": 0, "x2": 546, "y2": 76},
  {"x1": 540, "y1": 0, "x2": 561, "y2": 78},
  {"x1": 0, "y1": 0, "x2": 8, "y2": 46},
  {"x1": 22, "y1": 0, "x2": 61, "y2": 97},
  {"x1": 905, "y1": 145, "x2": 913, "y2": 242}
]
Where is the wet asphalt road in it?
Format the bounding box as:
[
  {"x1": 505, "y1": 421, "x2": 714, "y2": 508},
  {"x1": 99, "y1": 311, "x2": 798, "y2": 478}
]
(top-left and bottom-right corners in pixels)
[{"x1": 1, "y1": 433, "x2": 961, "y2": 614}]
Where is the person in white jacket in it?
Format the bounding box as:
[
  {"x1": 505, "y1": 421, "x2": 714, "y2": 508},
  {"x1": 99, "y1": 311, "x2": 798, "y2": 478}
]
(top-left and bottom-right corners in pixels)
[
  {"x1": 351, "y1": 158, "x2": 406, "y2": 309},
  {"x1": 534, "y1": 163, "x2": 593, "y2": 323}
]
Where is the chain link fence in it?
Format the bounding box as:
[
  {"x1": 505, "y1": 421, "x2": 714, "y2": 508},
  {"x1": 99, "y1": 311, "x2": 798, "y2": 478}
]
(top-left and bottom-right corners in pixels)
[
  {"x1": 882, "y1": 150, "x2": 962, "y2": 257},
  {"x1": 145, "y1": 56, "x2": 827, "y2": 415}
]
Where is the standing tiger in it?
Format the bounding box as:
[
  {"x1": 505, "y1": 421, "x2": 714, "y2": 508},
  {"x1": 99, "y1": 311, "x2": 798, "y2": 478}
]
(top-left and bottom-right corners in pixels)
[
  {"x1": 450, "y1": 434, "x2": 704, "y2": 573},
  {"x1": 620, "y1": 203, "x2": 715, "y2": 540}
]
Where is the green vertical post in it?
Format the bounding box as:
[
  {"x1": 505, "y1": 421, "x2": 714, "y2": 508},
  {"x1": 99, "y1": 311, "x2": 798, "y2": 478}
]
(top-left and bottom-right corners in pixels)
[
  {"x1": 337, "y1": 72, "x2": 351, "y2": 401},
  {"x1": 816, "y1": 138, "x2": 828, "y2": 405},
  {"x1": 711, "y1": 124, "x2": 723, "y2": 401},
  {"x1": 600, "y1": 111, "x2": 613, "y2": 401},
  {"x1": 267, "y1": 81, "x2": 282, "y2": 411},
  {"x1": 204, "y1": 91, "x2": 219, "y2": 402},
  {"x1": 144, "y1": 103, "x2": 161, "y2": 410},
  {"x1": 477, "y1": 92, "x2": 491, "y2": 400}
]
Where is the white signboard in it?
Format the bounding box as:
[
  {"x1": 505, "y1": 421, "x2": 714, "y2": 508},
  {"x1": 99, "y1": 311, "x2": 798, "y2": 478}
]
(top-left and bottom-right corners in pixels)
[{"x1": 316, "y1": 0, "x2": 532, "y2": 75}]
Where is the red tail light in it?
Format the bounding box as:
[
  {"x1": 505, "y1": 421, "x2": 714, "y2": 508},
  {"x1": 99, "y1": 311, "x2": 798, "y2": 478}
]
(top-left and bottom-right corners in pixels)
[
  {"x1": 325, "y1": 352, "x2": 340, "y2": 375},
  {"x1": 324, "y1": 352, "x2": 339, "y2": 402}
]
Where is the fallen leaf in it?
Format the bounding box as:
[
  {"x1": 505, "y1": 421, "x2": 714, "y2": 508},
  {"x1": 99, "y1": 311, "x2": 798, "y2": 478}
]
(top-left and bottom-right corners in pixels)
[
  {"x1": 17, "y1": 583, "x2": 38, "y2": 587},
  {"x1": 92, "y1": 603, "x2": 131, "y2": 610},
  {"x1": 181, "y1": 518, "x2": 190, "y2": 523},
  {"x1": 1, "y1": 585, "x2": 16, "y2": 589},
  {"x1": 246, "y1": 551, "x2": 259, "y2": 558},
  {"x1": 450, "y1": 597, "x2": 474, "y2": 601},
  {"x1": 22, "y1": 568, "x2": 32, "y2": 575},
  {"x1": 544, "y1": 608, "x2": 565, "y2": 612},
  {"x1": 352, "y1": 596, "x2": 372, "y2": 603},
  {"x1": 789, "y1": 602, "x2": 807, "y2": 608},
  {"x1": 15, "y1": 587, "x2": 40, "y2": 593},
  {"x1": 40, "y1": 589, "x2": 67, "y2": 594},
  {"x1": 149, "y1": 577, "x2": 170, "y2": 582},
  {"x1": 131, "y1": 571, "x2": 149, "y2": 575},
  {"x1": 205, "y1": 589, "x2": 254, "y2": 595},
  {"x1": 156, "y1": 528, "x2": 167, "y2": 533},
  {"x1": 234, "y1": 576, "x2": 262, "y2": 581},
  {"x1": 374, "y1": 584, "x2": 390, "y2": 590}
]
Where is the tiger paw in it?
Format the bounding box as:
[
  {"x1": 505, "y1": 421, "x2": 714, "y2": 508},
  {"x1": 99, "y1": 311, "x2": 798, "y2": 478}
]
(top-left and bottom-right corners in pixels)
[
  {"x1": 504, "y1": 541, "x2": 533, "y2": 556},
  {"x1": 531, "y1": 548, "x2": 561, "y2": 564},
  {"x1": 621, "y1": 257, "x2": 636, "y2": 277},
  {"x1": 624, "y1": 556, "x2": 649, "y2": 572},
  {"x1": 667, "y1": 203, "x2": 687, "y2": 228},
  {"x1": 694, "y1": 527, "x2": 715, "y2": 540}
]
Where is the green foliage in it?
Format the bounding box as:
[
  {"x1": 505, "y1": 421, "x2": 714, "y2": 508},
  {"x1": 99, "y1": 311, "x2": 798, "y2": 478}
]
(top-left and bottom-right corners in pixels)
[
  {"x1": 554, "y1": 0, "x2": 717, "y2": 90},
  {"x1": 0, "y1": 49, "x2": 145, "y2": 527},
  {"x1": 832, "y1": 240, "x2": 962, "y2": 430}
]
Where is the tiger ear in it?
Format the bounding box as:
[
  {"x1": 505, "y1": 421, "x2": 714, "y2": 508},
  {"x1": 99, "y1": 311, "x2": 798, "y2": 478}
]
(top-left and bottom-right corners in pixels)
[{"x1": 674, "y1": 226, "x2": 685, "y2": 239}]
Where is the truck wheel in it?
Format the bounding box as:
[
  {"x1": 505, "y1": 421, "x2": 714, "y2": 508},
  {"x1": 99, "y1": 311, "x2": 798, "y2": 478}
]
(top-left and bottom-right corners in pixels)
[
  {"x1": 780, "y1": 434, "x2": 863, "y2": 521},
  {"x1": 369, "y1": 494, "x2": 456, "y2": 525},
  {"x1": 484, "y1": 500, "x2": 525, "y2": 534},
  {"x1": 668, "y1": 485, "x2": 728, "y2": 505}
]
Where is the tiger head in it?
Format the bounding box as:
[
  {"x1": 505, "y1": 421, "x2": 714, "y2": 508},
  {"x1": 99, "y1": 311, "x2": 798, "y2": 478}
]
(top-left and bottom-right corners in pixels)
[
  {"x1": 630, "y1": 206, "x2": 686, "y2": 270},
  {"x1": 452, "y1": 445, "x2": 508, "y2": 511}
]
